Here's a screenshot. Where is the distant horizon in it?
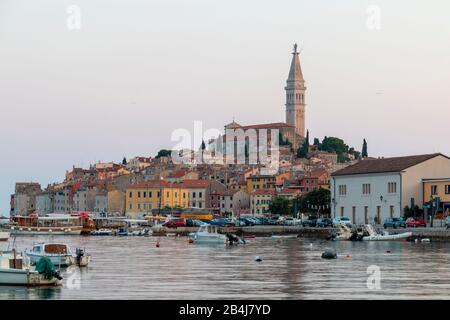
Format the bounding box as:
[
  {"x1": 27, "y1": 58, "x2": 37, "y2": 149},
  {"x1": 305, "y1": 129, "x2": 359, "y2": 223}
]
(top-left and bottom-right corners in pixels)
[{"x1": 1, "y1": 0, "x2": 449, "y2": 215}]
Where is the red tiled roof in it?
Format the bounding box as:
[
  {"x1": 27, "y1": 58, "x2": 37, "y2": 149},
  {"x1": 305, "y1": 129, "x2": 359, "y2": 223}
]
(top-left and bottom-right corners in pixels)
[
  {"x1": 332, "y1": 153, "x2": 447, "y2": 176},
  {"x1": 239, "y1": 122, "x2": 294, "y2": 130},
  {"x1": 179, "y1": 179, "x2": 215, "y2": 188},
  {"x1": 278, "y1": 188, "x2": 301, "y2": 194},
  {"x1": 128, "y1": 180, "x2": 171, "y2": 189},
  {"x1": 252, "y1": 189, "x2": 276, "y2": 196}
]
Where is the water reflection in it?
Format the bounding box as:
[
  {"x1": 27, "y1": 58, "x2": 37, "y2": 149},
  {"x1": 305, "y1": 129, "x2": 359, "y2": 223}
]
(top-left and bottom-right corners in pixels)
[{"x1": 0, "y1": 235, "x2": 449, "y2": 299}]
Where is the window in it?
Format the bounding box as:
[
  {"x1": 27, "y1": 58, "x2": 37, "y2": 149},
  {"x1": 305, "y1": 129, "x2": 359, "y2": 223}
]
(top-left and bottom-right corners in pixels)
[
  {"x1": 431, "y1": 185, "x2": 438, "y2": 195},
  {"x1": 388, "y1": 182, "x2": 397, "y2": 194},
  {"x1": 138, "y1": 192, "x2": 141, "y2": 198},
  {"x1": 446, "y1": 185, "x2": 450, "y2": 194},
  {"x1": 193, "y1": 192, "x2": 196, "y2": 198},
  {"x1": 390, "y1": 205, "x2": 394, "y2": 218},
  {"x1": 129, "y1": 203, "x2": 132, "y2": 210},
  {"x1": 175, "y1": 192, "x2": 178, "y2": 198},
  {"x1": 166, "y1": 192, "x2": 169, "y2": 198},
  {"x1": 340, "y1": 207, "x2": 344, "y2": 217},
  {"x1": 362, "y1": 184, "x2": 371, "y2": 195},
  {"x1": 143, "y1": 192, "x2": 147, "y2": 198},
  {"x1": 149, "y1": 191, "x2": 152, "y2": 198},
  {"x1": 199, "y1": 192, "x2": 202, "y2": 198},
  {"x1": 183, "y1": 193, "x2": 186, "y2": 199},
  {"x1": 199, "y1": 203, "x2": 202, "y2": 208},
  {"x1": 338, "y1": 185, "x2": 347, "y2": 196},
  {"x1": 129, "y1": 192, "x2": 132, "y2": 198}
]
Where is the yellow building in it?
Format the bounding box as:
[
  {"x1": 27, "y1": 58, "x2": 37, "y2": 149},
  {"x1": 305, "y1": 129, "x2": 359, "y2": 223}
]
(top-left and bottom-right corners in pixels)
[
  {"x1": 423, "y1": 178, "x2": 450, "y2": 212},
  {"x1": 246, "y1": 175, "x2": 276, "y2": 193},
  {"x1": 250, "y1": 189, "x2": 276, "y2": 214},
  {"x1": 125, "y1": 181, "x2": 189, "y2": 217}
]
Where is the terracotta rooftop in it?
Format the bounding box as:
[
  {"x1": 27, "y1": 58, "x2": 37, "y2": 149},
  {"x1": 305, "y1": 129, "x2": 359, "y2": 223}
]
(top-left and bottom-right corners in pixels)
[
  {"x1": 331, "y1": 153, "x2": 446, "y2": 176},
  {"x1": 252, "y1": 189, "x2": 276, "y2": 196},
  {"x1": 179, "y1": 179, "x2": 215, "y2": 188}
]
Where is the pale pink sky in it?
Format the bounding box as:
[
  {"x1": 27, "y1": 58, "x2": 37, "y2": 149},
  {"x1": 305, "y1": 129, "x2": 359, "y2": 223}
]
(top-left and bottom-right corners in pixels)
[{"x1": 0, "y1": 0, "x2": 449, "y2": 214}]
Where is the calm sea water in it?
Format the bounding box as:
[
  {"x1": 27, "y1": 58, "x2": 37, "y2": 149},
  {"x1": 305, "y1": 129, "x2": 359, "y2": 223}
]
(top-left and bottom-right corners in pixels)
[{"x1": 1, "y1": 235, "x2": 449, "y2": 300}]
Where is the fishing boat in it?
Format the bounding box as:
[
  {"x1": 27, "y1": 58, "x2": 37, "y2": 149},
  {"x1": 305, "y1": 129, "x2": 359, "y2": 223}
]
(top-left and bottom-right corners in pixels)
[
  {"x1": 361, "y1": 224, "x2": 412, "y2": 241},
  {"x1": 0, "y1": 250, "x2": 62, "y2": 286},
  {"x1": 25, "y1": 242, "x2": 91, "y2": 267},
  {"x1": 91, "y1": 228, "x2": 114, "y2": 236},
  {"x1": 0, "y1": 232, "x2": 9, "y2": 242},
  {"x1": 2, "y1": 214, "x2": 83, "y2": 235},
  {"x1": 189, "y1": 224, "x2": 244, "y2": 245}
]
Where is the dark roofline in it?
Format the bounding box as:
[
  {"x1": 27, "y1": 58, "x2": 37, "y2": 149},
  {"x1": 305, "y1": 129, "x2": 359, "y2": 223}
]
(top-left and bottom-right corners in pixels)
[{"x1": 331, "y1": 153, "x2": 448, "y2": 177}]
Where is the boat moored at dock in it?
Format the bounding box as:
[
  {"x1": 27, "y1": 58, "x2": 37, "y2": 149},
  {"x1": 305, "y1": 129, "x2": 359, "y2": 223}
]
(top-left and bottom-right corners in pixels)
[
  {"x1": 2, "y1": 214, "x2": 84, "y2": 235},
  {"x1": 25, "y1": 243, "x2": 91, "y2": 267}
]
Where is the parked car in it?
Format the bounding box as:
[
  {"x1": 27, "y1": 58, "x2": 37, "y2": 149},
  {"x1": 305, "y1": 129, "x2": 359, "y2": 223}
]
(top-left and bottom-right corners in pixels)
[
  {"x1": 237, "y1": 218, "x2": 254, "y2": 226},
  {"x1": 267, "y1": 217, "x2": 281, "y2": 225},
  {"x1": 209, "y1": 218, "x2": 235, "y2": 227},
  {"x1": 445, "y1": 216, "x2": 450, "y2": 229},
  {"x1": 302, "y1": 216, "x2": 318, "y2": 227},
  {"x1": 332, "y1": 216, "x2": 352, "y2": 227},
  {"x1": 316, "y1": 218, "x2": 333, "y2": 228},
  {"x1": 162, "y1": 219, "x2": 186, "y2": 228},
  {"x1": 383, "y1": 217, "x2": 406, "y2": 229},
  {"x1": 185, "y1": 219, "x2": 205, "y2": 227},
  {"x1": 405, "y1": 218, "x2": 427, "y2": 228}
]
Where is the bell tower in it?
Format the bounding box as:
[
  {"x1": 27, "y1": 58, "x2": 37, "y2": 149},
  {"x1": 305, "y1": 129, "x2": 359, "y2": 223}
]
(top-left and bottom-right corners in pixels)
[{"x1": 285, "y1": 43, "x2": 306, "y2": 137}]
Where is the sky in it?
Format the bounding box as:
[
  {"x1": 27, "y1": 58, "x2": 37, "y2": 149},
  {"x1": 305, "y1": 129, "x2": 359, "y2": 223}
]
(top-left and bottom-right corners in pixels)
[{"x1": 0, "y1": 0, "x2": 449, "y2": 215}]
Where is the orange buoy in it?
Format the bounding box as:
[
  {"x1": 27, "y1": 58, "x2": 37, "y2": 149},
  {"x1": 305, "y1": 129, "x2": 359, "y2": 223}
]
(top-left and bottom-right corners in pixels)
[
  {"x1": 156, "y1": 241, "x2": 160, "y2": 248},
  {"x1": 344, "y1": 254, "x2": 352, "y2": 259},
  {"x1": 188, "y1": 238, "x2": 194, "y2": 244}
]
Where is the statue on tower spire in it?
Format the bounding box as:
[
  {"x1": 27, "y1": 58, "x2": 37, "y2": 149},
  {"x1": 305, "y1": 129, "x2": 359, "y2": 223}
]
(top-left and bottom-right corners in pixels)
[{"x1": 293, "y1": 43, "x2": 298, "y2": 54}]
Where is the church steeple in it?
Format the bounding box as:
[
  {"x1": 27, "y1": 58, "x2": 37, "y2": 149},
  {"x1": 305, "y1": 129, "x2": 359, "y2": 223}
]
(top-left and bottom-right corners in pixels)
[{"x1": 285, "y1": 43, "x2": 306, "y2": 137}]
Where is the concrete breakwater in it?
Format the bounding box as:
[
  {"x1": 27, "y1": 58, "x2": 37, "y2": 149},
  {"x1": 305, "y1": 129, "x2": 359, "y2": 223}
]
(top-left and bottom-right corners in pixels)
[
  {"x1": 152, "y1": 225, "x2": 333, "y2": 238},
  {"x1": 152, "y1": 225, "x2": 450, "y2": 241}
]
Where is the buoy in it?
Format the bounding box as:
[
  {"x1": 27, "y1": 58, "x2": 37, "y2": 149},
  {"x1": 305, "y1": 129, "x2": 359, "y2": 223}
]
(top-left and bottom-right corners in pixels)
[
  {"x1": 188, "y1": 238, "x2": 194, "y2": 244},
  {"x1": 254, "y1": 256, "x2": 262, "y2": 262},
  {"x1": 421, "y1": 238, "x2": 430, "y2": 243},
  {"x1": 156, "y1": 240, "x2": 160, "y2": 248},
  {"x1": 344, "y1": 254, "x2": 352, "y2": 259},
  {"x1": 310, "y1": 243, "x2": 313, "y2": 247},
  {"x1": 321, "y1": 249, "x2": 337, "y2": 259},
  {"x1": 386, "y1": 250, "x2": 391, "y2": 253}
]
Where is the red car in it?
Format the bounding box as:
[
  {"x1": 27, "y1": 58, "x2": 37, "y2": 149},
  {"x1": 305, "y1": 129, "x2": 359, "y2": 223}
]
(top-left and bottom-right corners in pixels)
[
  {"x1": 162, "y1": 219, "x2": 186, "y2": 228},
  {"x1": 405, "y1": 218, "x2": 427, "y2": 228}
]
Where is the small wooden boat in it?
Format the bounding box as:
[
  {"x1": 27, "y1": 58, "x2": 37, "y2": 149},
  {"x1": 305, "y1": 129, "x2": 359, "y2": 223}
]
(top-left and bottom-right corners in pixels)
[
  {"x1": 0, "y1": 250, "x2": 62, "y2": 286},
  {"x1": 0, "y1": 232, "x2": 9, "y2": 242}
]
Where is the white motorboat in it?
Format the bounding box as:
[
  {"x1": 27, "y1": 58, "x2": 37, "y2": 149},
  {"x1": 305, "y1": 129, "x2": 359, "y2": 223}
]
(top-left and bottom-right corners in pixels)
[
  {"x1": 362, "y1": 224, "x2": 412, "y2": 241},
  {"x1": 0, "y1": 250, "x2": 62, "y2": 286},
  {"x1": 0, "y1": 231, "x2": 9, "y2": 242},
  {"x1": 189, "y1": 224, "x2": 244, "y2": 245},
  {"x1": 330, "y1": 225, "x2": 354, "y2": 241},
  {"x1": 271, "y1": 235, "x2": 298, "y2": 239},
  {"x1": 26, "y1": 243, "x2": 91, "y2": 267},
  {"x1": 91, "y1": 228, "x2": 113, "y2": 236}
]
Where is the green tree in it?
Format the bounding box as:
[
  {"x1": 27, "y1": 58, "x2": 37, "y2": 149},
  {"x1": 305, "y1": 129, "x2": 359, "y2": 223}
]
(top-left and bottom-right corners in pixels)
[
  {"x1": 297, "y1": 130, "x2": 310, "y2": 159},
  {"x1": 156, "y1": 149, "x2": 172, "y2": 158},
  {"x1": 295, "y1": 188, "x2": 331, "y2": 214},
  {"x1": 362, "y1": 139, "x2": 368, "y2": 158},
  {"x1": 269, "y1": 197, "x2": 292, "y2": 216},
  {"x1": 313, "y1": 138, "x2": 320, "y2": 146}
]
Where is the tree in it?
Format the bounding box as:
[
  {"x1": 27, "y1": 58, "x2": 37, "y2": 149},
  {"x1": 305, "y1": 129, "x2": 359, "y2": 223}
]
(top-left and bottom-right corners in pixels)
[
  {"x1": 313, "y1": 138, "x2": 320, "y2": 146},
  {"x1": 362, "y1": 139, "x2": 368, "y2": 158},
  {"x1": 122, "y1": 157, "x2": 127, "y2": 165},
  {"x1": 200, "y1": 140, "x2": 206, "y2": 162},
  {"x1": 295, "y1": 188, "x2": 331, "y2": 214},
  {"x1": 156, "y1": 149, "x2": 172, "y2": 158},
  {"x1": 297, "y1": 130, "x2": 310, "y2": 159},
  {"x1": 269, "y1": 197, "x2": 292, "y2": 216}
]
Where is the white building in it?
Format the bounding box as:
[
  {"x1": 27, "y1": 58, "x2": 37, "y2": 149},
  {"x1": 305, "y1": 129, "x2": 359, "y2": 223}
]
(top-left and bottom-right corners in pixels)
[{"x1": 330, "y1": 153, "x2": 450, "y2": 224}]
